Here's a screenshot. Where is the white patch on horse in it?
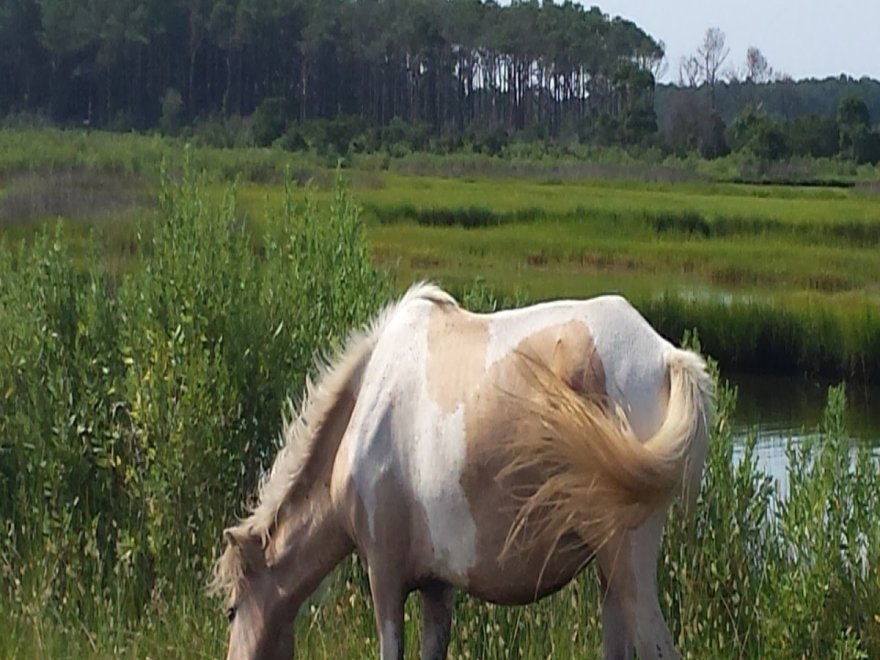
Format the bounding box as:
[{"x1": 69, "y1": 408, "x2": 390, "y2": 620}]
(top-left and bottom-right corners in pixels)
[
  {"x1": 580, "y1": 296, "x2": 673, "y2": 440},
  {"x1": 409, "y1": 398, "x2": 478, "y2": 581},
  {"x1": 409, "y1": 307, "x2": 478, "y2": 580},
  {"x1": 484, "y1": 301, "x2": 584, "y2": 370},
  {"x1": 340, "y1": 298, "x2": 478, "y2": 579},
  {"x1": 336, "y1": 311, "x2": 415, "y2": 540}
]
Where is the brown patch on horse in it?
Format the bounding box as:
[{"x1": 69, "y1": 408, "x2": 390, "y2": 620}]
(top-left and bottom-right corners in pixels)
[
  {"x1": 426, "y1": 305, "x2": 490, "y2": 413},
  {"x1": 545, "y1": 320, "x2": 607, "y2": 398},
  {"x1": 453, "y1": 317, "x2": 609, "y2": 603}
]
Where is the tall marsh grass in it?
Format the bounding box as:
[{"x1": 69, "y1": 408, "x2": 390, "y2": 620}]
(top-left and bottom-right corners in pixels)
[
  {"x1": 647, "y1": 210, "x2": 880, "y2": 247},
  {"x1": 0, "y1": 169, "x2": 153, "y2": 225},
  {"x1": 643, "y1": 295, "x2": 880, "y2": 382},
  {"x1": 0, "y1": 129, "x2": 318, "y2": 183}
]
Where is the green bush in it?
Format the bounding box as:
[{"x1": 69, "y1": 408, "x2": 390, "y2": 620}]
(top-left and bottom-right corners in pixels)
[
  {"x1": 278, "y1": 125, "x2": 308, "y2": 152},
  {"x1": 159, "y1": 88, "x2": 184, "y2": 135},
  {"x1": 187, "y1": 114, "x2": 252, "y2": 149},
  {"x1": 661, "y1": 363, "x2": 879, "y2": 658},
  {"x1": 298, "y1": 116, "x2": 369, "y2": 158},
  {"x1": 0, "y1": 155, "x2": 388, "y2": 641},
  {"x1": 852, "y1": 128, "x2": 880, "y2": 165},
  {"x1": 251, "y1": 97, "x2": 289, "y2": 147}
]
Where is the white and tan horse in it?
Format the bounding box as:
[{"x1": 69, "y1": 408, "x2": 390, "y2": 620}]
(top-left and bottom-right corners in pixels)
[{"x1": 212, "y1": 283, "x2": 713, "y2": 660}]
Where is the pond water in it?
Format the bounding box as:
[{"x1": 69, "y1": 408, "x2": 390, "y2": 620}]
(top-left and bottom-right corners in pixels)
[{"x1": 728, "y1": 372, "x2": 880, "y2": 496}]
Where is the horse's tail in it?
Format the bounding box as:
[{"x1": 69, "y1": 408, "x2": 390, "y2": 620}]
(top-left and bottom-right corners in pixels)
[{"x1": 502, "y1": 347, "x2": 713, "y2": 557}]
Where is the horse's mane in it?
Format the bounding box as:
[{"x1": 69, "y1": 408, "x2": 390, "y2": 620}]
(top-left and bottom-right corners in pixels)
[{"x1": 211, "y1": 282, "x2": 456, "y2": 598}]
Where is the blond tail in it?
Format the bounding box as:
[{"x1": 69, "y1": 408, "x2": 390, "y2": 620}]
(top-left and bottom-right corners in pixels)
[{"x1": 501, "y1": 347, "x2": 713, "y2": 558}]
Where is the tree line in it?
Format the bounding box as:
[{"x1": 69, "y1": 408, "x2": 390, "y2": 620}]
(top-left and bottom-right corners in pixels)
[
  {"x1": 653, "y1": 27, "x2": 880, "y2": 165},
  {"x1": 0, "y1": 0, "x2": 663, "y2": 143},
  {"x1": 3, "y1": 2, "x2": 879, "y2": 163},
  {"x1": 657, "y1": 80, "x2": 880, "y2": 165}
]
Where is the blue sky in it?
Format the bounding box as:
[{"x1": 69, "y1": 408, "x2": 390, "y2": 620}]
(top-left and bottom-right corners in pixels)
[{"x1": 587, "y1": 1, "x2": 880, "y2": 82}]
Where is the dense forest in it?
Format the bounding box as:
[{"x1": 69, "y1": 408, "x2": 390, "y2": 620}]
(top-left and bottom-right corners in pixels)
[
  {"x1": 0, "y1": 0, "x2": 662, "y2": 139},
  {"x1": 2, "y1": 0, "x2": 879, "y2": 162}
]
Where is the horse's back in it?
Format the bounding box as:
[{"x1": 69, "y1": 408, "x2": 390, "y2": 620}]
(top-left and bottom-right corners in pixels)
[{"x1": 478, "y1": 295, "x2": 672, "y2": 436}]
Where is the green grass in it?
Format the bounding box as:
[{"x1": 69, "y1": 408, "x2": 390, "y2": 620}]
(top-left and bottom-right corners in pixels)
[
  {"x1": 3, "y1": 129, "x2": 880, "y2": 381},
  {"x1": 0, "y1": 161, "x2": 389, "y2": 658},
  {"x1": 3, "y1": 129, "x2": 880, "y2": 382},
  {"x1": 234, "y1": 172, "x2": 880, "y2": 296},
  {"x1": 1, "y1": 137, "x2": 879, "y2": 656},
  {"x1": 0, "y1": 128, "x2": 315, "y2": 182},
  {"x1": 329, "y1": 172, "x2": 880, "y2": 381}
]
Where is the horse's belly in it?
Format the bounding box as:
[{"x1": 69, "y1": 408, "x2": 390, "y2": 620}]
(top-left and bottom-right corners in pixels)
[
  {"x1": 458, "y1": 522, "x2": 594, "y2": 605},
  {"x1": 450, "y1": 452, "x2": 595, "y2": 604}
]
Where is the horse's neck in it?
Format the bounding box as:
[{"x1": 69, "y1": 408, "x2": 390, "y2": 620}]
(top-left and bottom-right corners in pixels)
[{"x1": 271, "y1": 487, "x2": 351, "y2": 608}]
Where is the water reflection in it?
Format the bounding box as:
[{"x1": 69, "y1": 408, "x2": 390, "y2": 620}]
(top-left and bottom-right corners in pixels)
[{"x1": 728, "y1": 371, "x2": 880, "y2": 497}]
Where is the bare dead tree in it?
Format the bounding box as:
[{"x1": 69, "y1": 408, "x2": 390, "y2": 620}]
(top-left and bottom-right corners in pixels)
[
  {"x1": 746, "y1": 46, "x2": 773, "y2": 83},
  {"x1": 678, "y1": 55, "x2": 701, "y2": 87},
  {"x1": 697, "y1": 27, "x2": 729, "y2": 107},
  {"x1": 724, "y1": 64, "x2": 743, "y2": 83}
]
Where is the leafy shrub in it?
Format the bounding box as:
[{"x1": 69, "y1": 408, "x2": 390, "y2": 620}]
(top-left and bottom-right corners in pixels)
[
  {"x1": 251, "y1": 97, "x2": 289, "y2": 147},
  {"x1": 298, "y1": 116, "x2": 369, "y2": 158},
  {"x1": 0, "y1": 154, "x2": 388, "y2": 632},
  {"x1": 469, "y1": 125, "x2": 510, "y2": 156},
  {"x1": 187, "y1": 114, "x2": 252, "y2": 149},
  {"x1": 159, "y1": 88, "x2": 184, "y2": 135},
  {"x1": 278, "y1": 126, "x2": 308, "y2": 152},
  {"x1": 380, "y1": 117, "x2": 432, "y2": 155},
  {"x1": 852, "y1": 129, "x2": 880, "y2": 165}
]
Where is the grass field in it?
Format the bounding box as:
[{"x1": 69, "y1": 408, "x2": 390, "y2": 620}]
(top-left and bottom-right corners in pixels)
[
  {"x1": 3, "y1": 129, "x2": 880, "y2": 381},
  {"x1": 1, "y1": 129, "x2": 879, "y2": 658},
  {"x1": 238, "y1": 170, "x2": 880, "y2": 381},
  {"x1": 357, "y1": 177, "x2": 880, "y2": 294}
]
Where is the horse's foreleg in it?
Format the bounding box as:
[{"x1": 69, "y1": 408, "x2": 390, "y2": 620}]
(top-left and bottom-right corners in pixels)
[
  {"x1": 598, "y1": 512, "x2": 679, "y2": 660},
  {"x1": 419, "y1": 583, "x2": 454, "y2": 660},
  {"x1": 367, "y1": 563, "x2": 405, "y2": 660}
]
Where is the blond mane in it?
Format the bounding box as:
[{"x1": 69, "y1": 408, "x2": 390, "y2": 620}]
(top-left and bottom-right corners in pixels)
[{"x1": 211, "y1": 282, "x2": 456, "y2": 598}]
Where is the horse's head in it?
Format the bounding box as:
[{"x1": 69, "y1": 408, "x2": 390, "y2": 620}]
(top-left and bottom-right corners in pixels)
[{"x1": 213, "y1": 526, "x2": 298, "y2": 660}]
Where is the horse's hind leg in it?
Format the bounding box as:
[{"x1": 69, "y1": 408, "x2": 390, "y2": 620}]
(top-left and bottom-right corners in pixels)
[
  {"x1": 598, "y1": 512, "x2": 679, "y2": 660},
  {"x1": 367, "y1": 562, "x2": 406, "y2": 660},
  {"x1": 629, "y1": 512, "x2": 678, "y2": 660},
  {"x1": 419, "y1": 582, "x2": 454, "y2": 660},
  {"x1": 598, "y1": 567, "x2": 634, "y2": 660}
]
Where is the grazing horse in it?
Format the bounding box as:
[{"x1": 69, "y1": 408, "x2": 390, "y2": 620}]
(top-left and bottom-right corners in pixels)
[{"x1": 212, "y1": 283, "x2": 713, "y2": 660}]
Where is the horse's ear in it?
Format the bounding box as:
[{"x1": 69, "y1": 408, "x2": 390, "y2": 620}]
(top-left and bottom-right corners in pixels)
[
  {"x1": 223, "y1": 526, "x2": 265, "y2": 573},
  {"x1": 224, "y1": 527, "x2": 245, "y2": 547}
]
